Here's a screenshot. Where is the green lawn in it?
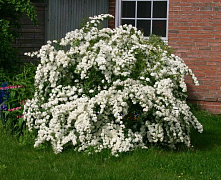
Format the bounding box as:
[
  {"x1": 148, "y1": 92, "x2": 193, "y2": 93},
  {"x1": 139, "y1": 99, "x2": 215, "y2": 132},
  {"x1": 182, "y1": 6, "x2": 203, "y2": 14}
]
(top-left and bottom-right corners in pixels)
[{"x1": 0, "y1": 111, "x2": 220, "y2": 180}]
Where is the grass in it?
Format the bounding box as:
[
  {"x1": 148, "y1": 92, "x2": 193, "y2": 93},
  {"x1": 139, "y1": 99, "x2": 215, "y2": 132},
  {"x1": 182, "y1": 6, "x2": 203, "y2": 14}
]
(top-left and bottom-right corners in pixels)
[{"x1": 0, "y1": 111, "x2": 221, "y2": 180}]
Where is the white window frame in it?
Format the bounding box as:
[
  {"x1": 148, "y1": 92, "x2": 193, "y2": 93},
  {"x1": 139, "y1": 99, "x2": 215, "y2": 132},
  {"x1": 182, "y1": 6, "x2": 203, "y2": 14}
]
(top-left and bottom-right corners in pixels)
[{"x1": 115, "y1": 0, "x2": 169, "y2": 41}]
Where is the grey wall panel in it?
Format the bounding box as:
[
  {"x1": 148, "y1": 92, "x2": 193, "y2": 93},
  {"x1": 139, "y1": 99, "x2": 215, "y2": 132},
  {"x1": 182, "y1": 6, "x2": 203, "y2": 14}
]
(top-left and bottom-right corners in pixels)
[{"x1": 46, "y1": 0, "x2": 109, "y2": 41}]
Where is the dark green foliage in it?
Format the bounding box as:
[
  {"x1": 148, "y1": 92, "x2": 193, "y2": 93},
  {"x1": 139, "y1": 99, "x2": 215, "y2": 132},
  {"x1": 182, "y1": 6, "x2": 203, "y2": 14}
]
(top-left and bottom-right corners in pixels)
[
  {"x1": 0, "y1": 0, "x2": 37, "y2": 74},
  {"x1": 0, "y1": 63, "x2": 36, "y2": 138},
  {"x1": 148, "y1": 34, "x2": 173, "y2": 54}
]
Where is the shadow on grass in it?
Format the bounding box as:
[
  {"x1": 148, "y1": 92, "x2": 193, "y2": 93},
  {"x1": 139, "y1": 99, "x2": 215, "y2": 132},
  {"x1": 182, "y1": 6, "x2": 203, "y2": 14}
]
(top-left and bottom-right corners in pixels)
[
  {"x1": 191, "y1": 129, "x2": 221, "y2": 151},
  {"x1": 188, "y1": 110, "x2": 221, "y2": 151}
]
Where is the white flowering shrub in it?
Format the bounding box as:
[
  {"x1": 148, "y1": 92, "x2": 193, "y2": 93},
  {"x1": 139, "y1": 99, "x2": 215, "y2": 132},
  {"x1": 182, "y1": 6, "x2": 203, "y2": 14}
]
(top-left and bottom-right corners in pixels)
[{"x1": 24, "y1": 14, "x2": 203, "y2": 155}]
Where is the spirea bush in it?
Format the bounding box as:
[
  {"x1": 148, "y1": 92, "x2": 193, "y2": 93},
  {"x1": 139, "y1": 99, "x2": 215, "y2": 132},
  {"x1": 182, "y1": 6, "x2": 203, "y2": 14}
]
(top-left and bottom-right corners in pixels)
[{"x1": 24, "y1": 14, "x2": 203, "y2": 156}]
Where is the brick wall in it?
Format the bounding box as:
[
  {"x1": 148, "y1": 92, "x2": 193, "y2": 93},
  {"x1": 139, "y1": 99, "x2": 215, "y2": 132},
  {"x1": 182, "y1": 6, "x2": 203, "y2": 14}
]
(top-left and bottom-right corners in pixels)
[
  {"x1": 169, "y1": 0, "x2": 221, "y2": 114},
  {"x1": 13, "y1": 3, "x2": 45, "y2": 63},
  {"x1": 108, "y1": 0, "x2": 116, "y2": 28}
]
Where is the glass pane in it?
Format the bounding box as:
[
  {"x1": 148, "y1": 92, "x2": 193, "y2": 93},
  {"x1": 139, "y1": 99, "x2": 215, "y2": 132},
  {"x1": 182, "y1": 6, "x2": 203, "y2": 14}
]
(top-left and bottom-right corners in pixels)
[
  {"x1": 137, "y1": 20, "x2": 151, "y2": 36},
  {"x1": 137, "y1": 1, "x2": 151, "y2": 18},
  {"x1": 152, "y1": 20, "x2": 166, "y2": 37},
  {"x1": 122, "y1": 20, "x2": 135, "y2": 27},
  {"x1": 153, "y1": 1, "x2": 167, "y2": 18},
  {"x1": 122, "y1": 1, "x2": 135, "y2": 18}
]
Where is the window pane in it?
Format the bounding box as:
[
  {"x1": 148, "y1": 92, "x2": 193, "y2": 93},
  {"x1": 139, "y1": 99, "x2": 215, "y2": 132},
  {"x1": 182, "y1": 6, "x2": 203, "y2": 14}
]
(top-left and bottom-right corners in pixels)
[
  {"x1": 137, "y1": 1, "x2": 151, "y2": 18},
  {"x1": 122, "y1": 20, "x2": 135, "y2": 27},
  {"x1": 137, "y1": 20, "x2": 151, "y2": 36},
  {"x1": 122, "y1": 1, "x2": 135, "y2": 18},
  {"x1": 153, "y1": 1, "x2": 167, "y2": 18},
  {"x1": 152, "y1": 20, "x2": 166, "y2": 37}
]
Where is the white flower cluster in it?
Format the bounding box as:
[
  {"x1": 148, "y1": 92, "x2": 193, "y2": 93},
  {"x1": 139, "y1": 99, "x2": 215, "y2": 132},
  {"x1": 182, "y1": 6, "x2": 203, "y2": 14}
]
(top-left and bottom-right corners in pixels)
[{"x1": 24, "y1": 14, "x2": 203, "y2": 156}]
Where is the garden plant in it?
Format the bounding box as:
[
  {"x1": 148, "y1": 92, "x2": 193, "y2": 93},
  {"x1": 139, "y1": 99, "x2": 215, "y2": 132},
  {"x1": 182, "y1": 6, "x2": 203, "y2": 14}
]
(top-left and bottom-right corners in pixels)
[
  {"x1": 0, "y1": 63, "x2": 36, "y2": 138},
  {"x1": 24, "y1": 14, "x2": 203, "y2": 156},
  {"x1": 0, "y1": 0, "x2": 37, "y2": 137},
  {"x1": 0, "y1": 0, "x2": 37, "y2": 75}
]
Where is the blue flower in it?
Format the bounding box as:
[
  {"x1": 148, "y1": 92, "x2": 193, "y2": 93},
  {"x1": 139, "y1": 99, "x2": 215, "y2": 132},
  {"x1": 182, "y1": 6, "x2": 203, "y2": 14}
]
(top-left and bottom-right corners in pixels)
[{"x1": 0, "y1": 104, "x2": 8, "y2": 111}]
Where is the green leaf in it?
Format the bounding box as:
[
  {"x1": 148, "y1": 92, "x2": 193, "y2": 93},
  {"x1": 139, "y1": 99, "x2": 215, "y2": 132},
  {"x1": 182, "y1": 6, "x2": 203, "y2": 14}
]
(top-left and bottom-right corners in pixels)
[{"x1": 18, "y1": 118, "x2": 24, "y2": 130}]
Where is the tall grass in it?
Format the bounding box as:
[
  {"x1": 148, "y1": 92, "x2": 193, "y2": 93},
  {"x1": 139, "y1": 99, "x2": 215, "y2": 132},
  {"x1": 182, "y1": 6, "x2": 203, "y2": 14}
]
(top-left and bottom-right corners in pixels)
[{"x1": 0, "y1": 111, "x2": 220, "y2": 180}]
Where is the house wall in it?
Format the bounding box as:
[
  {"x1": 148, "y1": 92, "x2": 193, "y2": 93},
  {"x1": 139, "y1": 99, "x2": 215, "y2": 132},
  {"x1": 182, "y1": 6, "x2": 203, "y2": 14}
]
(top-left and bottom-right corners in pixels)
[
  {"x1": 169, "y1": 0, "x2": 221, "y2": 114},
  {"x1": 45, "y1": 0, "x2": 109, "y2": 41},
  {"x1": 15, "y1": 1, "x2": 109, "y2": 63},
  {"x1": 109, "y1": 0, "x2": 116, "y2": 28},
  {"x1": 13, "y1": 3, "x2": 45, "y2": 63},
  {"x1": 108, "y1": 0, "x2": 221, "y2": 114}
]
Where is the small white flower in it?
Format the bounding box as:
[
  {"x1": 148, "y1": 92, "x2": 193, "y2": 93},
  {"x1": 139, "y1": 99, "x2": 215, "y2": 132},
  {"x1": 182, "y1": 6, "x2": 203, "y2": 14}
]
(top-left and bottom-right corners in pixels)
[{"x1": 89, "y1": 89, "x2": 94, "y2": 93}]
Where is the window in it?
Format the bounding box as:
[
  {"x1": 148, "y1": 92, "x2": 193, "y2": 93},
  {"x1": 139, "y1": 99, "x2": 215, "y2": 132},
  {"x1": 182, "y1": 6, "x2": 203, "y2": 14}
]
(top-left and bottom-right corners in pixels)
[{"x1": 115, "y1": 0, "x2": 169, "y2": 40}]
